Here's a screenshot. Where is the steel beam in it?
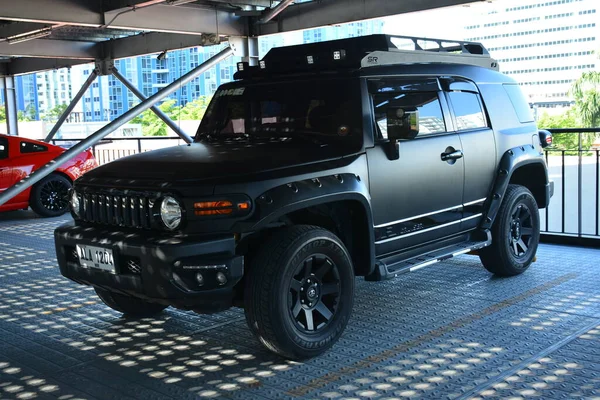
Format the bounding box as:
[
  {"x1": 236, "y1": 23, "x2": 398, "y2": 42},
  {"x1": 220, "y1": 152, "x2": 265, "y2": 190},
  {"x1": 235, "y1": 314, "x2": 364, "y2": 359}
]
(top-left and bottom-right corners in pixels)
[
  {"x1": 44, "y1": 70, "x2": 98, "y2": 142},
  {"x1": 104, "y1": 32, "x2": 209, "y2": 60},
  {"x1": 0, "y1": 39, "x2": 97, "y2": 59},
  {"x1": 0, "y1": 45, "x2": 234, "y2": 207},
  {"x1": 1, "y1": 76, "x2": 19, "y2": 136},
  {"x1": 256, "y1": 0, "x2": 480, "y2": 35},
  {"x1": 7, "y1": 58, "x2": 89, "y2": 76},
  {"x1": 257, "y1": 0, "x2": 294, "y2": 24},
  {"x1": 0, "y1": 0, "x2": 102, "y2": 26},
  {"x1": 103, "y1": 4, "x2": 244, "y2": 36},
  {"x1": 111, "y1": 67, "x2": 193, "y2": 143}
]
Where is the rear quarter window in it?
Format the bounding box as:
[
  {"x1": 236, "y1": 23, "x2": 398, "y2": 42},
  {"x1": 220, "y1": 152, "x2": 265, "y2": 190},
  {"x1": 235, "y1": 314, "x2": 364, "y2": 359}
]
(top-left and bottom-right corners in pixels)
[
  {"x1": 0, "y1": 138, "x2": 7, "y2": 159},
  {"x1": 20, "y1": 141, "x2": 48, "y2": 154},
  {"x1": 503, "y1": 84, "x2": 534, "y2": 123}
]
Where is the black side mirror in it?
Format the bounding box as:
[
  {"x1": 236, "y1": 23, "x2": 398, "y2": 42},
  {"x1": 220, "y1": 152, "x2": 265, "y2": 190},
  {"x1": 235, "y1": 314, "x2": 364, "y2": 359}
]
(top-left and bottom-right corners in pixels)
[{"x1": 385, "y1": 107, "x2": 419, "y2": 160}]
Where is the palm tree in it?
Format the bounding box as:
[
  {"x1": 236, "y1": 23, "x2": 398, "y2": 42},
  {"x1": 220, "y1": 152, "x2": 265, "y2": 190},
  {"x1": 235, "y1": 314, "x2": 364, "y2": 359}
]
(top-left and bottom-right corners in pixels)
[{"x1": 570, "y1": 71, "x2": 600, "y2": 127}]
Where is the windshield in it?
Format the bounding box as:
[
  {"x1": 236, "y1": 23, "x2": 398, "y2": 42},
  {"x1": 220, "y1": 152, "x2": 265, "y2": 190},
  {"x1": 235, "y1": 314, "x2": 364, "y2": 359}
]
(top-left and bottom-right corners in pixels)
[{"x1": 195, "y1": 77, "x2": 363, "y2": 150}]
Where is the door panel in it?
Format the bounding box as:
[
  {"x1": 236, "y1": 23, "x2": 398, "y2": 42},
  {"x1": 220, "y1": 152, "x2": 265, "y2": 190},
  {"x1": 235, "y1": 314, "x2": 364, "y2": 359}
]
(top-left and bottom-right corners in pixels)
[
  {"x1": 459, "y1": 128, "x2": 496, "y2": 230},
  {"x1": 367, "y1": 133, "x2": 464, "y2": 256}
]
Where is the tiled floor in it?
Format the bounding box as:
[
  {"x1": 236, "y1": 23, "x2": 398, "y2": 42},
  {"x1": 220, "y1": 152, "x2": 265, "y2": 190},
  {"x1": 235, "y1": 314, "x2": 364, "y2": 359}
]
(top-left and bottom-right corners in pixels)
[{"x1": 0, "y1": 210, "x2": 599, "y2": 399}]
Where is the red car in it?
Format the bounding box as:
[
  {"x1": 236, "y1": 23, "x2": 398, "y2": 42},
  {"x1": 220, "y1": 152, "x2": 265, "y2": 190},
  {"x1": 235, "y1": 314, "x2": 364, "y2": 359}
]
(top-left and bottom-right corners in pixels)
[{"x1": 0, "y1": 134, "x2": 97, "y2": 217}]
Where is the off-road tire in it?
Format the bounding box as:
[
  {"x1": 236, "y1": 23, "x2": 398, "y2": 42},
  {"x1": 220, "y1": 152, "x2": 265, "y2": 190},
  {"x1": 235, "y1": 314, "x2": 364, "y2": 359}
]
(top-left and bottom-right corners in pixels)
[
  {"x1": 95, "y1": 287, "x2": 167, "y2": 317},
  {"x1": 480, "y1": 184, "x2": 540, "y2": 276},
  {"x1": 244, "y1": 225, "x2": 354, "y2": 360},
  {"x1": 30, "y1": 174, "x2": 72, "y2": 217}
]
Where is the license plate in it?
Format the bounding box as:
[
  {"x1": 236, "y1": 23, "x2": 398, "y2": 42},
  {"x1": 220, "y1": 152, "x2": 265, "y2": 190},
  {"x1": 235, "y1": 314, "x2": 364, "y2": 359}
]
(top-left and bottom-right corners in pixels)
[{"x1": 76, "y1": 244, "x2": 115, "y2": 273}]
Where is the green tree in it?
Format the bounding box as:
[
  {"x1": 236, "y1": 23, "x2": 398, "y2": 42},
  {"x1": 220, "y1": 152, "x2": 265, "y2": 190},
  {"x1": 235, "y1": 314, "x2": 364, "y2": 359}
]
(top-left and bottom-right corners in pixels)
[
  {"x1": 42, "y1": 104, "x2": 69, "y2": 122},
  {"x1": 17, "y1": 110, "x2": 31, "y2": 122},
  {"x1": 179, "y1": 96, "x2": 211, "y2": 120},
  {"x1": 570, "y1": 71, "x2": 600, "y2": 127},
  {"x1": 537, "y1": 109, "x2": 595, "y2": 150},
  {"x1": 0, "y1": 105, "x2": 5, "y2": 122},
  {"x1": 132, "y1": 99, "x2": 182, "y2": 136}
]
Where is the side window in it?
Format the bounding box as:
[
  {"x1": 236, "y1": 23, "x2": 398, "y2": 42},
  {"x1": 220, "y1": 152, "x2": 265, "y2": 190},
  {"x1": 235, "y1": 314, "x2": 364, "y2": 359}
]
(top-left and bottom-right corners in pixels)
[
  {"x1": 373, "y1": 92, "x2": 446, "y2": 139},
  {"x1": 447, "y1": 91, "x2": 487, "y2": 131},
  {"x1": 0, "y1": 138, "x2": 8, "y2": 160},
  {"x1": 20, "y1": 141, "x2": 48, "y2": 154}
]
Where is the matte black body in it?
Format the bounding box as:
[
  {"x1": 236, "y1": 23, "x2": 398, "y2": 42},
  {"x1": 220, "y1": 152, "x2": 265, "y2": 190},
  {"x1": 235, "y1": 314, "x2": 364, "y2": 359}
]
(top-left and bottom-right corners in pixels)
[{"x1": 54, "y1": 39, "x2": 552, "y2": 312}]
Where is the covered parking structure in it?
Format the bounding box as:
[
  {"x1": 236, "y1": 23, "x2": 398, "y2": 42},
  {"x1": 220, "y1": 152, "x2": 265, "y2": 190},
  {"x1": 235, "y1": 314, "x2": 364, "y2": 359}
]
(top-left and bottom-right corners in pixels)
[{"x1": 1, "y1": 1, "x2": 600, "y2": 399}]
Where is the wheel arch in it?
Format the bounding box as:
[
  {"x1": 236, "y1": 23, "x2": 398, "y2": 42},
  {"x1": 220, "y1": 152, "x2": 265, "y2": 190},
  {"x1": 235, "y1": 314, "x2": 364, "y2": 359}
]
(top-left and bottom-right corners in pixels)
[
  {"x1": 481, "y1": 145, "x2": 550, "y2": 230},
  {"x1": 242, "y1": 174, "x2": 376, "y2": 277}
]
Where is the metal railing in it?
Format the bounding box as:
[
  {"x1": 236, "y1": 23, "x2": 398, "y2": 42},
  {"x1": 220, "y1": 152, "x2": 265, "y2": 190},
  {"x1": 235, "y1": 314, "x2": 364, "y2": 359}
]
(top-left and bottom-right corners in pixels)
[
  {"x1": 541, "y1": 128, "x2": 600, "y2": 241},
  {"x1": 52, "y1": 128, "x2": 600, "y2": 241},
  {"x1": 51, "y1": 136, "x2": 186, "y2": 165}
]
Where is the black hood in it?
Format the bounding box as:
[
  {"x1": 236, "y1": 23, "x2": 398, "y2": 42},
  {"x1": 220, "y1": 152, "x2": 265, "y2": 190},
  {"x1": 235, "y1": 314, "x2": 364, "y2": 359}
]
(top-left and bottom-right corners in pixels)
[{"x1": 80, "y1": 139, "x2": 359, "y2": 187}]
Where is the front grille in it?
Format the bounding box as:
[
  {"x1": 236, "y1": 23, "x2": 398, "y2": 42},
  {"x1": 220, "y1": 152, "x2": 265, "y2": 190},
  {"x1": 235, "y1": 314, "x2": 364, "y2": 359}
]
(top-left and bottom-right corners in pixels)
[{"x1": 80, "y1": 191, "x2": 156, "y2": 229}]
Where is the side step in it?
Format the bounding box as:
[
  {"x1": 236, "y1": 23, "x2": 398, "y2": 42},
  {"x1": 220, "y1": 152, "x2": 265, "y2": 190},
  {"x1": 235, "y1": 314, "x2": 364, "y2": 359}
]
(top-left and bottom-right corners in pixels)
[{"x1": 368, "y1": 231, "x2": 492, "y2": 281}]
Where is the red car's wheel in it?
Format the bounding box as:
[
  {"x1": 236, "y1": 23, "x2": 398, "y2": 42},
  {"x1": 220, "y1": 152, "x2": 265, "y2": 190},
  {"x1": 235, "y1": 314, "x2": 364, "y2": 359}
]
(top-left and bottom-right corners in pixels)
[{"x1": 30, "y1": 174, "x2": 72, "y2": 217}]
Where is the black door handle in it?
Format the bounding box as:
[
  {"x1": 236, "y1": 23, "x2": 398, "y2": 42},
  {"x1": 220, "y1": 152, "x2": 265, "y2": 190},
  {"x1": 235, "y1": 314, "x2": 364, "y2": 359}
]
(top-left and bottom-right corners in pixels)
[{"x1": 441, "y1": 149, "x2": 463, "y2": 162}]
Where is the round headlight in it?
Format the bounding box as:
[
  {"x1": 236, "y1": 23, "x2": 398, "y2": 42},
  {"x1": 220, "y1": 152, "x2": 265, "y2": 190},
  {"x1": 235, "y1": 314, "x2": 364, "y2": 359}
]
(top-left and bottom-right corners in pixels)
[
  {"x1": 70, "y1": 191, "x2": 81, "y2": 218},
  {"x1": 160, "y1": 196, "x2": 182, "y2": 230}
]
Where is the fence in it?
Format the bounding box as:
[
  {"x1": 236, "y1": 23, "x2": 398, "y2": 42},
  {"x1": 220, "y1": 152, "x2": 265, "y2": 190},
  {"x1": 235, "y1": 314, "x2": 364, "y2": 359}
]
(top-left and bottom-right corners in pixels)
[
  {"x1": 542, "y1": 128, "x2": 600, "y2": 241},
  {"x1": 53, "y1": 129, "x2": 600, "y2": 241}
]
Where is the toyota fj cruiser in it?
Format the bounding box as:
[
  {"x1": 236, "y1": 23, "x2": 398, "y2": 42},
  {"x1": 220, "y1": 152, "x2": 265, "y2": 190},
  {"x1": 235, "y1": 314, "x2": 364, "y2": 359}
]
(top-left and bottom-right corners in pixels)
[{"x1": 54, "y1": 35, "x2": 554, "y2": 360}]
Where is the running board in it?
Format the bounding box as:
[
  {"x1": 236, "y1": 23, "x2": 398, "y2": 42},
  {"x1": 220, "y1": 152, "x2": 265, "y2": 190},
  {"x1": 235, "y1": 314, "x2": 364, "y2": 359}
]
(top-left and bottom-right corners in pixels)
[{"x1": 367, "y1": 231, "x2": 492, "y2": 281}]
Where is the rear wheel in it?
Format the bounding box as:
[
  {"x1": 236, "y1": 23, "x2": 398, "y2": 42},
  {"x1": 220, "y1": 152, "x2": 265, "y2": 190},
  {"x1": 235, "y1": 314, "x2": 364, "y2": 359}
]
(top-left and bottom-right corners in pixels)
[
  {"x1": 95, "y1": 287, "x2": 167, "y2": 317},
  {"x1": 244, "y1": 225, "x2": 354, "y2": 360},
  {"x1": 30, "y1": 174, "x2": 72, "y2": 217},
  {"x1": 479, "y1": 184, "x2": 540, "y2": 276}
]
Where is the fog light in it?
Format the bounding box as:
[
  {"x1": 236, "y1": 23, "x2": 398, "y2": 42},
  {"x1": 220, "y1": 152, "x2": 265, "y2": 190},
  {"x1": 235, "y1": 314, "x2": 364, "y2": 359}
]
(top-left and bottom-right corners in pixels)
[
  {"x1": 195, "y1": 273, "x2": 204, "y2": 286},
  {"x1": 216, "y1": 272, "x2": 227, "y2": 285}
]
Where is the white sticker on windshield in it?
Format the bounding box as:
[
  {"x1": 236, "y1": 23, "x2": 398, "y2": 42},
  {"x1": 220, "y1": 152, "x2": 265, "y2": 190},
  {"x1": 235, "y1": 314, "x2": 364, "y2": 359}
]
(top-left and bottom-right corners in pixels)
[{"x1": 215, "y1": 88, "x2": 245, "y2": 97}]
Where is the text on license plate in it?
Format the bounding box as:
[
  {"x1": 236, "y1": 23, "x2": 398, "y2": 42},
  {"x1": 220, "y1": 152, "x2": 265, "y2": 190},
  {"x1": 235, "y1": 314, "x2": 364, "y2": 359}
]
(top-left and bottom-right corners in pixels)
[{"x1": 76, "y1": 244, "x2": 115, "y2": 273}]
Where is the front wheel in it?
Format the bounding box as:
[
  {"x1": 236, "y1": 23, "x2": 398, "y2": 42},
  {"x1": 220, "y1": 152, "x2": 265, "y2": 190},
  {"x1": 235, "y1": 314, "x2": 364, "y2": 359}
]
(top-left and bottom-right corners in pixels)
[
  {"x1": 244, "y1": 225, "x2": 355, "y2": 360},
  {"x1": 479, "y1": 184, "x2": 540, "y2": 276}
]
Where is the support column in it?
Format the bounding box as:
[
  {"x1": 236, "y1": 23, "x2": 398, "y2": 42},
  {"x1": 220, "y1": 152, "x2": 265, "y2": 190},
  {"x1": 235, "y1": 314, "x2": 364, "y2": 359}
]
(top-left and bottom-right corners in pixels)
[
  {"x1": 1, "y1": 76, "x2": 19, "y2": 136},
  {"x1": 0, "y1": 45, "x2": 235, "y2": 207},
  {"x1": 242, "y1": 36, "x2": 259, "y2": 66},
  {"x1": 111, "y1": 66, "x2": 192, "y2": 143},
  {"x1": 44, "y1": 69, "x2": 98, "y2": 142}
]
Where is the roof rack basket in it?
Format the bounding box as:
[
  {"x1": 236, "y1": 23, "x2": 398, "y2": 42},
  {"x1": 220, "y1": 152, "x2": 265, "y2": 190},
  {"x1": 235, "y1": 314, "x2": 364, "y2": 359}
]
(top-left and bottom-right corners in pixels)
[
  {"x1": 234, "y1": 34, "x2": 499, "y2": 79},
  {"x1": 362, "y1": 35, "x2": 498, "y2": 70}
]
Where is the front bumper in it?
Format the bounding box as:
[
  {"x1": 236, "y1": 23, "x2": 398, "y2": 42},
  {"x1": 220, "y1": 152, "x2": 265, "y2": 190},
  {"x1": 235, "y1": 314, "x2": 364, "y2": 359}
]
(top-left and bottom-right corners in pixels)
[{"x1": 54, "y1": 222, "x2": 244, "y2": 312}]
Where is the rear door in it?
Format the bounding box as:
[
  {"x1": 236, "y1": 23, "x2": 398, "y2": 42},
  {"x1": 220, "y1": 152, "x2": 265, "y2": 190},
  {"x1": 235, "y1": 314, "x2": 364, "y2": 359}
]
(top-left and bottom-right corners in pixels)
[
  {"x1": 441, "y1": 78, "x2": 496, "y2": 231},
  {"x1": 366, "y1": 77, "x2": 465, "y2": 256}
]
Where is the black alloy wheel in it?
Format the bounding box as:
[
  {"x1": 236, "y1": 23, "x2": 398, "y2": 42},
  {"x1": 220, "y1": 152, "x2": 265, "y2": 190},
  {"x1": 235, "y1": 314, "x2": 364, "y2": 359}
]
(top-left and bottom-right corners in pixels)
[
  {"x1": 508, "y1": 203, "x2": 535, "y2": 259},
  {"x1": 288, "y1": 254, "x2": 341, "y2": 333},
  {"x1": 40, "y1": 178, "x2": 70, "y2": 213},
  {"x1": 479, "y1": 184, "x2": 540, "y2": 276},
  {"x1": 244, "y1": 225, "x2": 355, "y2": 360},
  {"x1": 30, "y1": 174, "x2": 73, "y2": 217}
]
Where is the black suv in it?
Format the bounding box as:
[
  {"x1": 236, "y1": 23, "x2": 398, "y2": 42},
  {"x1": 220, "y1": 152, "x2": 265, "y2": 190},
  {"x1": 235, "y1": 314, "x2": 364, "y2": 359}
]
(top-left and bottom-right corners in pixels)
[{"x1": 54, "y1": 35, "x2": 554, "y2": 360}]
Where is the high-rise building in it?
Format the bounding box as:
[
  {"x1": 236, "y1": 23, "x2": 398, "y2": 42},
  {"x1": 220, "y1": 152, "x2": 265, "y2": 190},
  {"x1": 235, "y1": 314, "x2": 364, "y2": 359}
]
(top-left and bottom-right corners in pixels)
[
  {"x1": 71, "y1": 64, "x2": 111, "y2": 123},
  {"x1": 462, "y1": 0, "x2": 599, "y2": 110},
  {"x1": 35, "y1": 68, "x2": 74, "y2": 119},
  {"x1": 107, "y1": 44, "x2": 238, "y2": 120}
]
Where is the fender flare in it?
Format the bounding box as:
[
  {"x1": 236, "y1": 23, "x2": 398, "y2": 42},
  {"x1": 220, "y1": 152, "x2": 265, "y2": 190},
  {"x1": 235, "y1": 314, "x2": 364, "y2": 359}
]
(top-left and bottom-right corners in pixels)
[
  {"x1": 481, "y1": 144, "x2": 549, "y2": 229},
  {"x1": 250, "y1": 173, "x2": 376, "y2": 273}
]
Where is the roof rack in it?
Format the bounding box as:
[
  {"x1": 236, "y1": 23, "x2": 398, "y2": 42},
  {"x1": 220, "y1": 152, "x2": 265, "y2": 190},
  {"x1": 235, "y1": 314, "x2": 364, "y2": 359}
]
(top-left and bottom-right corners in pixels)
[{"x1": 233, "y1": 34, "x2": 499, "y2": 80}]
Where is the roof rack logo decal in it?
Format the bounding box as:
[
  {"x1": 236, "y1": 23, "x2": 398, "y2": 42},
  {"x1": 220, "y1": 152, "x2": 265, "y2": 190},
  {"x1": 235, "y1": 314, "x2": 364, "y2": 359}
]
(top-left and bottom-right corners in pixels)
[{"x1": 367, "y1": 56, "x2": 379, "y2": 64}]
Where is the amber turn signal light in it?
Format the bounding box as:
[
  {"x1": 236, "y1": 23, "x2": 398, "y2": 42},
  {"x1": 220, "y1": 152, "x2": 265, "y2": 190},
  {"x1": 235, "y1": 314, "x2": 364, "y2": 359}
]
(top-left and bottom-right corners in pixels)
[{"x1": 194, "y1": 200, "x2": 251, "y2": 216}]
